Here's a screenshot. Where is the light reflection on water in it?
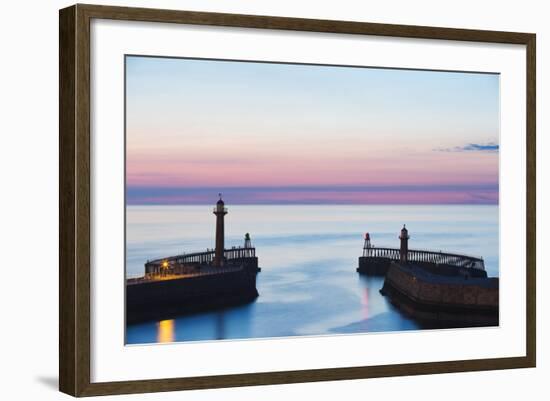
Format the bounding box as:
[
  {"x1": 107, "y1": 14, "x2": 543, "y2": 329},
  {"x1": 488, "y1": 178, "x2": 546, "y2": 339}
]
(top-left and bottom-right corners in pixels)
[
  {"x1": 157, "y1": 320, "x2": 175, "y2": 343},
  {"x1": 126, "y1": 205, "x2": 499, "y2": 344}
]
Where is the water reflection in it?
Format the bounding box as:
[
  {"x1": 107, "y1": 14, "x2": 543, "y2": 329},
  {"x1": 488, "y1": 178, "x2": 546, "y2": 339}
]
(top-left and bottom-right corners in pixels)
[
  {"x1": 362, "y1": 286, "x2": 369, "y2": 320},
  {"x1": 157, "y1": 319, "x2": 175, "y2": 343}
]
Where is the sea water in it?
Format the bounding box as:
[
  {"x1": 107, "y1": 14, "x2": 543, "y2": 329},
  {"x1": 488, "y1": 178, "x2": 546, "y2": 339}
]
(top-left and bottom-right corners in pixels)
[{"x1": 125, "y1": 205, "x2": 498, "y2": 344}]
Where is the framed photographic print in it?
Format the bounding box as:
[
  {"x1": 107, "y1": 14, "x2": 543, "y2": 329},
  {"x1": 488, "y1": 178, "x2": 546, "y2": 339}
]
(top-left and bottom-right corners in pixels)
[{"x1": 59, "y1": 4, "x2": 536, "y2": 397}]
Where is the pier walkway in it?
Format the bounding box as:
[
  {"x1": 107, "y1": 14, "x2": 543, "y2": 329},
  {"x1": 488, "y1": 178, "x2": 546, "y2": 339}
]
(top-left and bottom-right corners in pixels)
[
  {"x1": 127, "y1": 264, "x2": 245, "y2": 285},
  {"x1": 137, "y1": 246, "x2": 257, "y2": 281},
  {"x1": 147, "y1": 246, "x2": 256, "y2": 268},
  {"x1": 361, "y1": 247, "x2": 485, "y2": 270}
]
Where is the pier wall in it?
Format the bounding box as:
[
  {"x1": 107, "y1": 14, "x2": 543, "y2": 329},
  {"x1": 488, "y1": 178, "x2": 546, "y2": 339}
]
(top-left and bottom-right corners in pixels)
[
  {"x1": 357, "y1": 256, "x2": 392, "y2": 275},
  {"x1": 127, "y1": 259, "x2": 259, "y2": 324},
  {"x1": 358, "y1": 256, "x2": 487, "y2": 278},
  {"x1": 380, "y1": 262, "x2": 498, "y2": 326}
]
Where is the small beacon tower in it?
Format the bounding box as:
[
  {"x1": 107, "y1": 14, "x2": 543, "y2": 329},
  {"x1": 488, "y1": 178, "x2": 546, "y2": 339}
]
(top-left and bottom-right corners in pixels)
[
  {"x1": 399, "y1": 224, "x2": 409, "y2": 263},
  {"x1": 244, "y1": 233, "x2": 253, "y2": 258},
  {"x1": 213, "y1": 194, "x2": 228, "y2": 267},
  {"x1": 244, "y1": 233, "x2": 252, "y2": 248},
  {"x1": 362, "y1": 233, "x2": 372, "y2": 257}
]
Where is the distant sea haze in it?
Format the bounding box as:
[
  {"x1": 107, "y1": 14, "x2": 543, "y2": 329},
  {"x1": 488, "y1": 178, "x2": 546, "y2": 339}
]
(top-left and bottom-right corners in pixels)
[{"x1": 126, "y1": 184, "x2": 499, "y2": 205}]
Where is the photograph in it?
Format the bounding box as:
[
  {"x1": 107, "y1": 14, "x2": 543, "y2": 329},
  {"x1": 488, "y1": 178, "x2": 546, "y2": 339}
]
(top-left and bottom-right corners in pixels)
[{"x1": 124, "y1": 55, "x2": 500, "y2": 345}]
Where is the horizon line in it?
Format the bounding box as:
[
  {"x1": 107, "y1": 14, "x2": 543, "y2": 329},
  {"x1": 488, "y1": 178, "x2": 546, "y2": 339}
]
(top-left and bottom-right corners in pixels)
[
  {"x1": 126, "y1": 184, "x2": 498, "y2": 206},
  {"x1": 126, "y1": 202, "x2": 499, "y2": 206}
]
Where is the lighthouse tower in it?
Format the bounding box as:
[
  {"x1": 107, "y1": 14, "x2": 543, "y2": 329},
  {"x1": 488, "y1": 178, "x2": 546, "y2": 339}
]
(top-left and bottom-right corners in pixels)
[
  {"x1": 213, "y1": 194, "x2": 228, "y2": 267},
  {"x1": 362, "y1": 233, "x2": 372, "y2": 257},
  {"x1": 399, "y1": 224, "x2": 410, "y2": 263}
]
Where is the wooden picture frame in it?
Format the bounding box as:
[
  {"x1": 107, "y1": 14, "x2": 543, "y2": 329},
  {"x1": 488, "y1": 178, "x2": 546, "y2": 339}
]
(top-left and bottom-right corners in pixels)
[{"x1": 59, "y1": 3, "x2": 536, "y2": 397}]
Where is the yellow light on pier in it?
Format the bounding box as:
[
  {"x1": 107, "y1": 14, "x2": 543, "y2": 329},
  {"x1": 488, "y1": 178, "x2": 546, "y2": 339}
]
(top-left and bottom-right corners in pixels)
[{"x1": 162, "y1": 261, "x2": 168, "y2": 269}]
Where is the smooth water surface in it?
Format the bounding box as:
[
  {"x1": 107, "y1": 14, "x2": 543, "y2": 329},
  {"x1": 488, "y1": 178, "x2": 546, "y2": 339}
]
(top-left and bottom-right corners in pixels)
[{"x1": 125, "y1": 205, "x2": 499, "y2": 344}]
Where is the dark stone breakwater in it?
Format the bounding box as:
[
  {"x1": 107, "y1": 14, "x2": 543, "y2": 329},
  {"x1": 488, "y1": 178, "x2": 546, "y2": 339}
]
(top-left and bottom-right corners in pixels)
[
  {"x1": 358, "y1": 226, "x2": 498, "y2": 327},
  {"x1": 126, "y1": 196, "x2": 261, "y2": 324}
]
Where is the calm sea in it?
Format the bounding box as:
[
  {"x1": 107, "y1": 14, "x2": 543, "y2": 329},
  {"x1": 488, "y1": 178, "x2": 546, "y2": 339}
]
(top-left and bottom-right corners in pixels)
[{"x1": 125, "y1": 205, "x2": 499, "y2": 344}]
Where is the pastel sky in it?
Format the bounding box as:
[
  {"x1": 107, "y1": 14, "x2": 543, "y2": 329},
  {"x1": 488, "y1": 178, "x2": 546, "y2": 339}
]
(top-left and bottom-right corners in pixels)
[{"x1": 126, "y1": 56, "x2": 499, "y2": 205}]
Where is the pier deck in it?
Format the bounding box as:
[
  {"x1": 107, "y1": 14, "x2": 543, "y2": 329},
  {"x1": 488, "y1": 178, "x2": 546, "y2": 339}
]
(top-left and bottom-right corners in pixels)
[
  {"x1": 144, "y1": 246, "x2": 257, "y2": 276},
  {"x1": 127, "y1": 264, "x2": 245, "y2": 285},
  {"x1": 358, "y1": 247, "x2": 486, "y2": 277}
]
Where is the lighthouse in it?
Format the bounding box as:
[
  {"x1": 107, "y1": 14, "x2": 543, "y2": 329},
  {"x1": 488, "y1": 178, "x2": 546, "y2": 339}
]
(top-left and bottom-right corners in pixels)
[
  {"x1": 213, "y1": 194, "x2": 228, "y2": 267},
  {"x1": 399, "y1": 224, "x2": 409, "y2": 263},
  {"x1": 363, "y1": 233, "x2": 372, "y2": 257}
]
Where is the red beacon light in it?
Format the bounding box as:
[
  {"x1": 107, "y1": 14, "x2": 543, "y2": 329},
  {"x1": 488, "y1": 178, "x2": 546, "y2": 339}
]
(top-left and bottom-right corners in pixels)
[{"x1": 363, "y1": 232, "x2": 373, "y2": 254}]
